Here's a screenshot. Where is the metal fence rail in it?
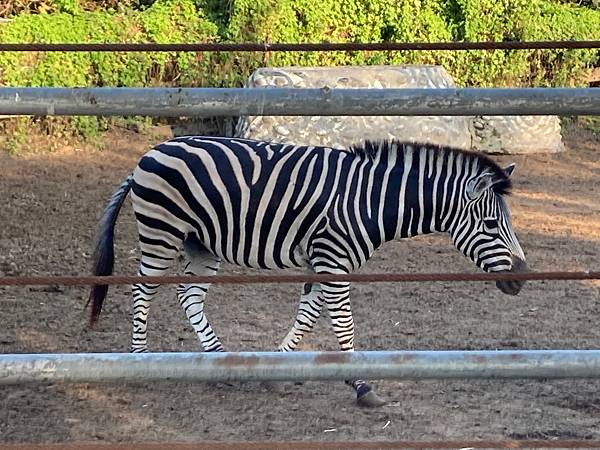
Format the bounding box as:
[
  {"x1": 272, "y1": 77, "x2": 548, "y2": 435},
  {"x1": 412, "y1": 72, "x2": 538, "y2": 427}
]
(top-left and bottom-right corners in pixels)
[
  {"x1": 3, "y1": 350, "x2": 600, "y2": 385},
  {"x1": 2, "y1": 40, "x2": 600, "y2": 52},
  {"x1": 2, "y1": 441, "x2": 600, "y2": 449},
  {"x1": 2, "y1": 87, "x2": 600, "y2": 117},
  {"x1": 0, "y1": 270, "x2": 598, "y2": 287}
]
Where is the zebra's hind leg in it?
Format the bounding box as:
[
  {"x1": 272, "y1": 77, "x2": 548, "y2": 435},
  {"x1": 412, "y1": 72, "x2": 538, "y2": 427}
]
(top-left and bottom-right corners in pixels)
[
  {"x1": 131, "y1": 249, "x2": 178, "y2": 353},
  {"x1": 320, "y1": 280, "x2": 386, "y2": 407},
  {"x1": 256, "y1": 282, "x2": 323, "y2": 393},
  {"x1": 178, "y1": 238, "x2": 224, "y2": 352},
  {"x1": 278, "y1": 283, "x2": 324, "y2": 352}
]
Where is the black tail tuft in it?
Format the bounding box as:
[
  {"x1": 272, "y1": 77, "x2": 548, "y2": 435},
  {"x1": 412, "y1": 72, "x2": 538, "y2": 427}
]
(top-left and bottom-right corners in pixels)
[{"x1": 86, "y1": 176, "x2": 132, "y2": 325}]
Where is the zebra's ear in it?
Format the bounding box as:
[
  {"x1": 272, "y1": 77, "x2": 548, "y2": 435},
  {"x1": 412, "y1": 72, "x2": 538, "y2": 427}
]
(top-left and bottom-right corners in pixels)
[
  {"x1": 504, "y1": 163, "x2": 516, "y2": 178},
  {"x1": 466, "y1": 171, "x2": 495, "y2": 199}
]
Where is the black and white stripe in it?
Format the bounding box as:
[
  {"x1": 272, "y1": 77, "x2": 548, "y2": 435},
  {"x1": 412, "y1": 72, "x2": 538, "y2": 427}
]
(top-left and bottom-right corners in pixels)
[{"x1": 88, "y1": 137, "x2": 527, "y2": 404}]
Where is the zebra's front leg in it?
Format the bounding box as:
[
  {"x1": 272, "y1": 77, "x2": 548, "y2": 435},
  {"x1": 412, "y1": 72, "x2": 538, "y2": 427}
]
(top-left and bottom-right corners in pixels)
[
  {"x1": 278, "y1": 283, "x2": 324, "y2": 352},
  {"x1": 321, "y1": 280, "x2": 386, "y2": 407},
  {"x1": 178, "y1": 249, "x2": 224, "y2": 352}
]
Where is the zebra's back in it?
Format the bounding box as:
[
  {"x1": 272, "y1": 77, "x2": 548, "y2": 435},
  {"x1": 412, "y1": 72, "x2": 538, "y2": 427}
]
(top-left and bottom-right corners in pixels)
[{"x1": 131, "y1": 136, "x2": 348, "y2": 269}]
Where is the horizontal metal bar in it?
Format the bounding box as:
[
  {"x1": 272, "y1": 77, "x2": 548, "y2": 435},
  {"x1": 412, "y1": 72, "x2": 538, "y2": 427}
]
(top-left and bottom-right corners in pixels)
[
  {"x1": 1, "y1": 40, "x2": 600, "y2": 52},
  {"x1": 1, "y1": 87, "x2": 599, "y2": 116},
  {"x1": 2, "y1": 440, "x2": 600, "y2": 450},
  {"x1": 1, "y1": 271, "x2": 599, "y2": 287},
  {"x1": 2, "y1": 350, "x2": 600, "y2": 385}
]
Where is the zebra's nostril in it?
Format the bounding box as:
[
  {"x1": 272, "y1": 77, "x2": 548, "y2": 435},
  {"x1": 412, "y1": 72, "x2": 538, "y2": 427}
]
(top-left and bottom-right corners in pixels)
[
  {"x1": 494, "y1": 256, "x2": 527, "y2": 295},
  {"x1": 511, "y1": 256, "x2": 528, "y2": 273}
]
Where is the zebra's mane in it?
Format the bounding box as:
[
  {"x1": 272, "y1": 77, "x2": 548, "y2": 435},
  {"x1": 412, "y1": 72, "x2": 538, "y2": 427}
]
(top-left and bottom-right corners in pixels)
[{"x1": 349, "y1": 140, "x2": 512, "y2": 196}]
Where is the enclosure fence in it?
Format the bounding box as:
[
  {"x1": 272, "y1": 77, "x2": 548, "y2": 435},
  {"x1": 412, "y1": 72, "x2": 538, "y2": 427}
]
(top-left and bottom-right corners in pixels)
[
  {"x1": 2, "y1": 80, "x2": 599, "y2": 375},
  {"x1": 1, "y1": 38, "x2": 600, "y2": 448},
  {"x1": 2, "y1": 66, "x2": 599, "y2": 380}
]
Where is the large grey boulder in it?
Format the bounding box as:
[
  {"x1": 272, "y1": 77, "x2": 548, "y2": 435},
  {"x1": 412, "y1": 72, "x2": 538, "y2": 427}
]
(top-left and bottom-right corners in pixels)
[
  {"x1": 235, "y1": 65, "x2": 564, "y2": 154},
  {"x1": 235, "y1": 65, "x2": 472, "y2": 150}
]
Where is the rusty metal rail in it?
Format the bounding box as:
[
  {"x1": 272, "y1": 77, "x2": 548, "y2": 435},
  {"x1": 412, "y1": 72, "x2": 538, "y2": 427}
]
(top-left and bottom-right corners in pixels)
[
  {"x1": 2, "y1": 441, "x2": 600, "y2": 449},
  {"x1": 3, "y1": 350, "x2": 600, "y2": 385},
  {"x1": 1, "y1": 40, "x2": 600, "y2": 52},
  {"x1": 0, "y1": 270, "x2": 598, "y2": 287}
]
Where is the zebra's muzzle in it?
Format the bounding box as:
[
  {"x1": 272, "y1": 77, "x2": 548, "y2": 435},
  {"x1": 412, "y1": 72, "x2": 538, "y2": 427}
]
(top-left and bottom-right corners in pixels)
[{"x1": 495, "y1": 256, "x2": 528, "y2": 296}]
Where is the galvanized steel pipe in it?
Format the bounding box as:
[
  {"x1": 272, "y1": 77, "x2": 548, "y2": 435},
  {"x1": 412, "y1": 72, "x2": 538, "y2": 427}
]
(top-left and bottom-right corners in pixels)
[
  {"x1": 2, "y1": 350, "x2": 600, "y2": 385},
  {"x1": 1, "y1": 87, "x2": 599, "y2": 117}
]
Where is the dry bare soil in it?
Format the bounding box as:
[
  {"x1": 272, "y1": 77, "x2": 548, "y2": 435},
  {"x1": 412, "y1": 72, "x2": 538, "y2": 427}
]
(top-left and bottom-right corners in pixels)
[{"x1": 0, "y1": 126, "x2": 599, "y2": 444}]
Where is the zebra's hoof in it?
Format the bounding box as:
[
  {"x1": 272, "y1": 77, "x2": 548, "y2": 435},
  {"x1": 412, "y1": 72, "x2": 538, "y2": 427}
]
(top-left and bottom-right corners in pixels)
[
  {"x1": 259, "y1": 380, "x2": 279, "y2": 391},
  {"x1": 357, "y1": 390, "x2": 387, "y2": 408},
  {"x1": 206, "y1": 381, "x2": 235, "y2": 389}
]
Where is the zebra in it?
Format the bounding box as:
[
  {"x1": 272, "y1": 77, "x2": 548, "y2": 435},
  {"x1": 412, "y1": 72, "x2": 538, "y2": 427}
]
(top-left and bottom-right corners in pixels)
[{"x1": 87, "y1": 136, "x2": 527, "y2": 407}]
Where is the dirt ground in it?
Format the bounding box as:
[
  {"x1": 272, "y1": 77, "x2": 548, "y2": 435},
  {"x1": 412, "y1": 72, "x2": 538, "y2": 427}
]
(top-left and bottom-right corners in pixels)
[{"x1": 0, "y1": 124, "x2": 599, "y2": 444}]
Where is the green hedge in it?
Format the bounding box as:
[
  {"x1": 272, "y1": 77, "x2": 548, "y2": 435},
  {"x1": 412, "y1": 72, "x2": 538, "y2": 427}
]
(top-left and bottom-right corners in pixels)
[
  {"x1": 2, "y1": 0, "x2": 598, "y2": 89},
  {"x1": 0, "y1": 0, "x2": 219, "y2": 87},
  {"x1": 0, "y1": 0, "x2": 599, "y2": 140},
  {"x1": 225, "y1": 0, "x2": 600, "y2": 87}
]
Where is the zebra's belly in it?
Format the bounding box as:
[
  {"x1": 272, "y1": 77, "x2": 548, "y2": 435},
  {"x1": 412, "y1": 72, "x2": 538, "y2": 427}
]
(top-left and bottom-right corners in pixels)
[
  {"x1": 188, "y1": 223, "x2": 314, "y2": 271},
  {"x1": 132, "y1": 188, "x2": 318, "y2": 271}
]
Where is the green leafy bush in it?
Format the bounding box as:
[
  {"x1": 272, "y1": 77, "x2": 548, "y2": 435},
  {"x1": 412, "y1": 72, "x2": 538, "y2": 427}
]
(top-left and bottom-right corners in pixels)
[
  {"x1": 0, "y1": 0, "x2": 218, "y2": 87},
  {"x1": 225, "y1": 0, "x2": 600, "y2": 87},
  {"x1": 2, "y1": 0, "x2": 598, "y2": 90}
]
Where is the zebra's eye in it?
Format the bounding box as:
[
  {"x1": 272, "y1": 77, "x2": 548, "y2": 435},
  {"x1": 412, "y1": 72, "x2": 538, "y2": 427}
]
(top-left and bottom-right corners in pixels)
[{"x1": 482, "y1": 218, "x2": 499, "y2": 234}]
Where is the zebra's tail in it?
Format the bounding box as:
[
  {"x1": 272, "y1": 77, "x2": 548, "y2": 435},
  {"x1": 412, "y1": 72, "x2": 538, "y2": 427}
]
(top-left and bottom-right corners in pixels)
[{"x1": 87, "y1": 175, "x2": 133, "y2": 325}]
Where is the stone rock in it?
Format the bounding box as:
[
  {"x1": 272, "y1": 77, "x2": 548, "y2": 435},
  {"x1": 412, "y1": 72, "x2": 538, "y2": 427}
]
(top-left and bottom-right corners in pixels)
[
  {"x1": 470, "y1": 115, "x2": 564, "y2": 154},
  {"x1": 234, "y1": 65, "x2": 473, "y2": 150},
  {"x1": 235, "y1": 65, "x2": 565, "y2": 155}
]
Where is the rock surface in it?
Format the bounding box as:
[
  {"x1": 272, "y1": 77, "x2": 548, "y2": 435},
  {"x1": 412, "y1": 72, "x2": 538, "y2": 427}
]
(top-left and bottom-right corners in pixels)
[
  {"x1": 235, "y1": 65, "x2": 473, "y2": 150},
  {"x1": 470, "y1": 115, "x2": 564, "y2": 154},
  {"x1": 235, "y1": 65, "x2": 564, "y2": 154}
]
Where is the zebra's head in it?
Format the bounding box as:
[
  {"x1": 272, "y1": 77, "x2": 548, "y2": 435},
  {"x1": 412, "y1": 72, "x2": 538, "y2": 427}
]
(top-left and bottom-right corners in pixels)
[{"x1": 449, "y1": 162, "x2": 527, "y2": 295}]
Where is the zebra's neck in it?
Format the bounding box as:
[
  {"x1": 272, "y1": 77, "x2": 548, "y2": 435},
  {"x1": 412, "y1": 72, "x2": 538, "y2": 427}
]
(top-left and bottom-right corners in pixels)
[{"x1": 343, "y1": 142, "x2": 484, "y2": 247}]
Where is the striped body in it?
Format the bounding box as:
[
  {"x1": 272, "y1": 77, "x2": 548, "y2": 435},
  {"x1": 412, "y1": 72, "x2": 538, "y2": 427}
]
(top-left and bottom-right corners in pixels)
[{"x1": 131, "y1": 136, "x2": 492, "y2": 274}]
